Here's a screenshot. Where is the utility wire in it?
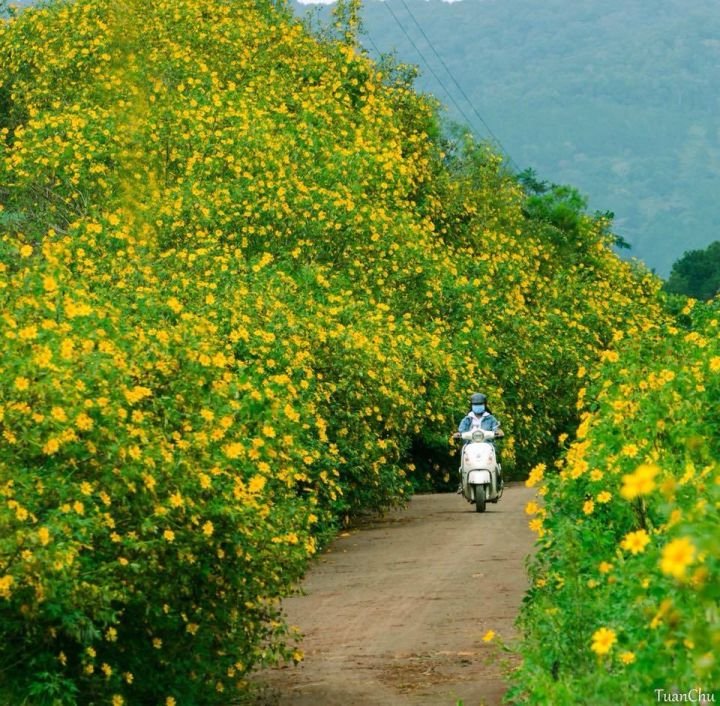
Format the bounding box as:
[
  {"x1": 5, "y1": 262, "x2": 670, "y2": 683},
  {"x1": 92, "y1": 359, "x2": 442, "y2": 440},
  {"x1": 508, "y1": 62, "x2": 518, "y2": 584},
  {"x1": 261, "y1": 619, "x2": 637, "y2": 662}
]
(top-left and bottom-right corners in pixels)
[
  {"x1": 398, "y1": 0, "x2": 518, "y2": 170},
  {"x1": 385, "y1": 0, "x2": 520, "y2": 172},
  {"x1": 362, "y1": 30, "x2": 384, "y2": 62},
  {"x1": 381, "y1": 0, "x2": 485, "y2": 145}
]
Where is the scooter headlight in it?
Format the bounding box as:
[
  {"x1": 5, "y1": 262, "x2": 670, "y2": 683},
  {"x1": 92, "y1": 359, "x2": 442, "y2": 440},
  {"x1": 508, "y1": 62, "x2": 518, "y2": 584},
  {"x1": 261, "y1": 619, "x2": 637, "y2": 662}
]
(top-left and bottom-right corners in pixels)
[{"x1": 471, "y1": 430, "x2": 484, "y2": 442}]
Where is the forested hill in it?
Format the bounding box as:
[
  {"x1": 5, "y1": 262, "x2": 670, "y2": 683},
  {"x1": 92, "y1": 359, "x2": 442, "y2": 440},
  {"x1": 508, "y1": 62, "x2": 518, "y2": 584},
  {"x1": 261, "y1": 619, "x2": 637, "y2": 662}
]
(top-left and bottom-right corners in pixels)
[{"x1": 295, "y1": 0, "x2": 720, "y2": 277}]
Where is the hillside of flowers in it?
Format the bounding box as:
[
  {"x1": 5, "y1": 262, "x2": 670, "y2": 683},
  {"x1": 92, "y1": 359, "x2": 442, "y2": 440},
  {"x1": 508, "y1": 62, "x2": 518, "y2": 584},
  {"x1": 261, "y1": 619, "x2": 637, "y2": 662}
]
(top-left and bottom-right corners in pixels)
[
  {"x1": 512, "y1": 297, "x2": 720, "y2": 703},
  {"x1": 0, "y1": 0, "x2": 667, "y2": 703}
]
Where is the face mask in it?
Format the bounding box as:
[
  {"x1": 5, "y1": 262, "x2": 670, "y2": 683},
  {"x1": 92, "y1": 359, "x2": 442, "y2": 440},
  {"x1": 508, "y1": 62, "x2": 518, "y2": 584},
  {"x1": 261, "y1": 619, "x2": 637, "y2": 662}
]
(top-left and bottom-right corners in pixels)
[{"x1": 472, "y1": 404, "x2": 485, "y2": 414}]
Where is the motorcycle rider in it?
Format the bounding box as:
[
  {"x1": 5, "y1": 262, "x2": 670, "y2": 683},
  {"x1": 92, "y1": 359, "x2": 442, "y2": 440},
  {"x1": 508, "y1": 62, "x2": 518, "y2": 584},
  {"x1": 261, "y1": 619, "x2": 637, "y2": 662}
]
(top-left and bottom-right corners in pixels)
[{"x1": 454, "y1": 392, "x2": 504, "y2": 492}]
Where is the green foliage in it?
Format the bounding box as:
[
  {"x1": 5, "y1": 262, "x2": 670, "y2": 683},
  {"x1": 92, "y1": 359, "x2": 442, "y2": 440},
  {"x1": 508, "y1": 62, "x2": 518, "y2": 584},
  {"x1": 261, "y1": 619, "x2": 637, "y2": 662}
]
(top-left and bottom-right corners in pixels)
[
  {"x1": 512, "y1": 299, "x2": 720, "y2": 704},
  {"x1": 664, "y1": 240, "x2": 720, "y2": 301},
  {"x1": 0, "y1": 0, "x2": 669, "y2": 702},
  {"x1": 300, "y1": 0, "x2": 720, "y2": 276},
  {"x1": 523, "y1": 183, "x2": 588, "y2": 245}
]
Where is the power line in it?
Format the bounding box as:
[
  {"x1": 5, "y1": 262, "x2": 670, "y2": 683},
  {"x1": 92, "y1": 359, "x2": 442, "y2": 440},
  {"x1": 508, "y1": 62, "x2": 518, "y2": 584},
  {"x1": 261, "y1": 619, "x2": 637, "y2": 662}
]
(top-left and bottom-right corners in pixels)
[
  {"x1": 362, "y1": 28, "x2": 384, "y2": 61},
  {"x1": 379, "y1": 0, "x2": 520, "y2": 172},
  {"x1": 381, "y1": 1, "x2": 485, "y2": 145},
  {"x1": 398, "y1": 0, "x2": 518, "y2": 170}
]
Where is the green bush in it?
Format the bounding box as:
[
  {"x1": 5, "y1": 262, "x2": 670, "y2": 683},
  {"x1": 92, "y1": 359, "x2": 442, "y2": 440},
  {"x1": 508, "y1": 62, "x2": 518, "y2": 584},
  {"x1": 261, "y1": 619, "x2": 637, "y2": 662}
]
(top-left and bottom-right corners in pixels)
[{"x1": 512, "y1": 297, "x2": 720, "y2": 704}]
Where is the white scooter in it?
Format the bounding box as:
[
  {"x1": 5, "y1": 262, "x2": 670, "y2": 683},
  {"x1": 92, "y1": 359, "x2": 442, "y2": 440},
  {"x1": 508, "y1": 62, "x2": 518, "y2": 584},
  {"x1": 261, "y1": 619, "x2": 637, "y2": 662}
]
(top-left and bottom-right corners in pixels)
[{"x1": 454, "y1": 428, "x2": 504, "y2": 513}]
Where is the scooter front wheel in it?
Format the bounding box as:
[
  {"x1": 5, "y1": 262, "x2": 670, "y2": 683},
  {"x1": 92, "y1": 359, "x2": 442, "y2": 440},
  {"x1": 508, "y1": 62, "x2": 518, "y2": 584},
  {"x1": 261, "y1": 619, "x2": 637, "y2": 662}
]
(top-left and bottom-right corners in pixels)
[{"x1": 474, "y1": 485, "x2": 486, "y2": 513}]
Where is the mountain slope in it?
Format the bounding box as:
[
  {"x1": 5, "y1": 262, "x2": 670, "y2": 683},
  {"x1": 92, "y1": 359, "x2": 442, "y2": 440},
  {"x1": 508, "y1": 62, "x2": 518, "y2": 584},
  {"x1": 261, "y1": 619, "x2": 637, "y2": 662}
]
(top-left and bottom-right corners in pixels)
[{"x1": 296, "y1": 0, "x2": 720, "y2": 276}]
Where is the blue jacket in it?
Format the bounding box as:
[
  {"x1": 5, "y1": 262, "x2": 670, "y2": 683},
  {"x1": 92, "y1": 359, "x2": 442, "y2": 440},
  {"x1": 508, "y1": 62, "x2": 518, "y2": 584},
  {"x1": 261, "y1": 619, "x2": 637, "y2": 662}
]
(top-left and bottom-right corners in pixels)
[{"x1": 458, "y1": 411, "x2": 501, "y2": 434}]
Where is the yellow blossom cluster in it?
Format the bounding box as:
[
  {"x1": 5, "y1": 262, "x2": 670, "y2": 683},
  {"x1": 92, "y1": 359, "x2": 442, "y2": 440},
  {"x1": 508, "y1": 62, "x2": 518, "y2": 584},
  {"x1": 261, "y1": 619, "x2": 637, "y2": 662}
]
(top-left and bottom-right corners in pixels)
[
  {"x1": 516, "y1": 301, "x2": 720, "y2": 701},
  {"x1": 0, "y1": 0, "x2": 668, "y2": 702}
]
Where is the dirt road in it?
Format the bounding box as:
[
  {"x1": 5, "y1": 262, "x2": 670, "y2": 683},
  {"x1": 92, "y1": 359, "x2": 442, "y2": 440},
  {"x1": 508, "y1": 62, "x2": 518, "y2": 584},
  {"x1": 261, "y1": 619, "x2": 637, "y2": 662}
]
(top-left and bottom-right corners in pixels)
[{"x1": 256, "y1": 485, "x2": 537, "y2": 706}]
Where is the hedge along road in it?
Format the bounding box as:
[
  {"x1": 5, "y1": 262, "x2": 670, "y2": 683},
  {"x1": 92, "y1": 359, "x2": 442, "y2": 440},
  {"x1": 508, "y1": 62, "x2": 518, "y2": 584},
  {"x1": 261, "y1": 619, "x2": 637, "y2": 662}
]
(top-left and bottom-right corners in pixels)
[{"x1": 257, "y1": 484, "x2": 537, "y2": 706}]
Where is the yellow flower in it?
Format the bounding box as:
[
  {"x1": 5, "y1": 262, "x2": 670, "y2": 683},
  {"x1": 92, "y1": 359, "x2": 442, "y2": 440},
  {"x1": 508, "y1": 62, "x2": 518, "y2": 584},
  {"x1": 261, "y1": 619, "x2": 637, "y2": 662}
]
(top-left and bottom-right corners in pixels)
[
  {"x1": 60, "y1": 339, "x2": 75, "y2": 360},
  {"x1": 528, "y1": 518, "x2": 545, "y2": 536},
  {"x1": 524, "y1": 501, "x2": 540, "y2": 515},
  {"x1": 163, "y1": 529, "x2": 175, "y2": 543},
  {"x1": 38, "y1": 527, "x2": 51, "y2": 546},
  {"x1": 590, "y1": 627, "x2": 617, "y2": 655},
  {"x1": 596, "y1": 491, "x2": 612, "y2": 503},
  {"x1": 482, "y1": 629, "x2": 496, "y2": 642},
  {"x1": 621, "y1": 443, "x2": 638, "y2": 458},
  {"x1": 19, "y1": 325, "x2": 38, "y2": 341},
  {"x1": 33, "y1": 346, "x2": 53, "y2": 366},
  {"x1": 19, "y1": 244, "x2": 33, "y2": 257},
  {"x1": 0, "y1": 574, "x2": 15, "y2": 598},
  {"x1": 582, "y1": 499, "x2": 594, "y2": 515},
  {"x1": 75, "y1": 413, "x2": 93, "y2": 431},
  {"x1": 43, "y1": 438, "x2": 60, "y2": 455},
  {"x1": 202, "y1": 521, "x2": 214, "y2": 537},
  {"x1": 14, "y1": 377, "x2": 30, "y2": 391},
  {"x1": 112, "y1": 696, "x2": 124, "y2": 706},
  {"x1": 166, "y1": 297, "x2": 183, "y2": 313},
  {"x1": 620, "y1": 529, "x2": 650, "y2": 555},
  {"x1": 248, "y1": 475, "x2": 266, "y2": 493},
  {"x1": 659, "y1": 537, "x2": 696, "y2": 579},
  {"x1": 525, "y1": 463, "x2": 545, "y2": 487},
  {"x1": 620, "y1": 651, "x2": 636, "y2": 664},
  {"x1": 51, "y1": 407, "x2": 67, "y2": 422},
  {"x1": 620, "y1": 463, "x2": 659, "y2": 500},
  {"x1": 223, "y1": 442, "x2": 243, "y2": 459},
  {"x1": 650, "y1": 598, "x2": 673, "y2": 629},
  {"x1": 123, "y1": 385, "x2": 152, "y2": 405}
]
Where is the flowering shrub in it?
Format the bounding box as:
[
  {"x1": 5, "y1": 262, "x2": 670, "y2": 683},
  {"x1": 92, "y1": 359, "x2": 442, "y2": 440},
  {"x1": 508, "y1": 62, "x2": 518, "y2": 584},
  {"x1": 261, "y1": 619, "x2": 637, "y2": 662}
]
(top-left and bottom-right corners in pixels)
[
  {"x1": 0, "y1": 0, "x2": 666, "y2": 702},
  {"x1": 512, "y1": 298, "x2": 720, "y2": 703}
]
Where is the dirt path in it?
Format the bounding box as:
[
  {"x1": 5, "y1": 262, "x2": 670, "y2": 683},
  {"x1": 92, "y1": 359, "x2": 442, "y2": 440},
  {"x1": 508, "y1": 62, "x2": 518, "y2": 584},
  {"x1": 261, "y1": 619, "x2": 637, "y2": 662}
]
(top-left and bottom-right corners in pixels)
[{"x1": 255, "y1": 484, "x2": 537, "y2": 706}]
